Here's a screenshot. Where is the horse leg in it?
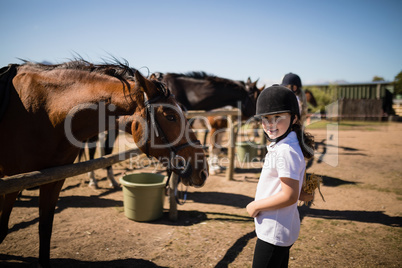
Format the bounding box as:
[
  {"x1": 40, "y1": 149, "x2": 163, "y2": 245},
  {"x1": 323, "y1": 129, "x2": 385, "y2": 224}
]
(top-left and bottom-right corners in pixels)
[
  {"x1": 203, "y1": 130, "x2": 209, "y2": 147},
  {"x1": 38, "y1": 179, "x2": 65, "y2": 268},
  {"x1": 104, "y1": 129, "x2": 119, "y2": 188},
  {"x1": 208, "y1": 117, "x2": 227, "y2": 175},
  {"x1": 87, "y1": 135, "x2": 99, "y2": 189},
  {"x1": 0, "y1": 191, "x2": 20, "y2": 243},
  {"x1": 208, "y1": 127, "x2": 222, "y2": 175},
  {"x1": 213, "y1": 130, "x2": 226, "y2": 172}
]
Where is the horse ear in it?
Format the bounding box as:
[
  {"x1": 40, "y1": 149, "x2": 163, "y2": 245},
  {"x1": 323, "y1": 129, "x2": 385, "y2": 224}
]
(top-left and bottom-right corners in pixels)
[
  {"x1": 149, "y1": 73, "x2": 157, "y2": 80},
  {"x1": 150, "y1": 72, "x2": 163, "y2": 80},
  {"x1": 247, "y1": 77, "x2": 252, "y2": 83},
  {"x1": 134, "y1": 70, "x2": 158, "y2": 98}
]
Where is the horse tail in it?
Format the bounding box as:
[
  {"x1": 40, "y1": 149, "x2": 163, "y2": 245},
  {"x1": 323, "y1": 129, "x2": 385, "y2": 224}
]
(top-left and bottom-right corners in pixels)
[{"x1": 0, "y1": 64, "x2": 19, "y2": 123}]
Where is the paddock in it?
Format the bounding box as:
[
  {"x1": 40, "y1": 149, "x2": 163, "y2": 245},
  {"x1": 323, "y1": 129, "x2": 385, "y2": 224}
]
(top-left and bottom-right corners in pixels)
[{"x1": 1, "y1": 121, "x2": 401, "y2": 267}]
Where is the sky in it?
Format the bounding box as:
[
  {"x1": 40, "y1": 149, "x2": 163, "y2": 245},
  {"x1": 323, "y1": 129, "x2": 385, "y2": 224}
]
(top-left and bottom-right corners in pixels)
[{"x1": 1, "y1": 0, "x2": 401, "y2": 87}]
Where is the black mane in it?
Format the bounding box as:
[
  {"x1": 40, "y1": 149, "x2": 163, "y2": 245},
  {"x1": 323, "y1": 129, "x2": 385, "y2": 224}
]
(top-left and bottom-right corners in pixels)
[
  {"x1": 183, "y1": 71, "x2": 215, "y2": 79},
  {"x1": 173, "y1": 71, "x2": 245, "y2": 90}
]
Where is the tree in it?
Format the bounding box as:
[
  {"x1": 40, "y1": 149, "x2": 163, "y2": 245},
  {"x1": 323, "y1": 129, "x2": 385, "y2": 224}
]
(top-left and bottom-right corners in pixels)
[
  {"x1": 394, "y1": 71, "x2": 402, "y2": 96},
  {"x1": 372, "y1": 76, "x2": 385, "y2": 81}
]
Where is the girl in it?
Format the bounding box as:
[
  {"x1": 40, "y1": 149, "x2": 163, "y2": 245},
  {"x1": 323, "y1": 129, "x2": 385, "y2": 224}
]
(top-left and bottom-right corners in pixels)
[{"x1": 246, "y1": 85, "x2": 315, "y2": 267}]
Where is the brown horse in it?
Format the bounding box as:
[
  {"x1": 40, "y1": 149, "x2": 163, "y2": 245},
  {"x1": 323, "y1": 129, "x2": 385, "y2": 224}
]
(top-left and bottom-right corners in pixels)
[{"x1": 0, "y1": 60, "x2": 208, "y2": 267}]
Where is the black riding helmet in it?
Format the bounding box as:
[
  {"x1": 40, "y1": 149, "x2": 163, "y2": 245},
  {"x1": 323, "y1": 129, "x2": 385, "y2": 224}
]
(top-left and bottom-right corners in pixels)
[{"x1": 255, "y1": 84, "x2": 300, "y2": 143}]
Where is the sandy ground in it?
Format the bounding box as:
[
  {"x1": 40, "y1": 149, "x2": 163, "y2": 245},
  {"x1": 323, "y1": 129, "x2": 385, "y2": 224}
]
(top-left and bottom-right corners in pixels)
[{"x1": 1, "y1": 121, "x2": 401, "y2": 267}]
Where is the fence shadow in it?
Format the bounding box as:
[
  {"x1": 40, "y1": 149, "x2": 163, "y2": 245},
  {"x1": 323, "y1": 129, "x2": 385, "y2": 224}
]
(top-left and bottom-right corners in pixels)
[
  {"x1": 307, "y1": 173, "x2": 357, "y2": 187},
  {"x1": 9, "y1": 194, "x2": 123, "y2": 235},
  {"x1": 0, "y1": 255, "x2": 166, "y2": 268},
  {"x1": 307, "y1": 139, "x2": 367, "y2": 169},
  {"x1": 149, "y1": 210, "x2": 252, "y2": 227},
  {"x1": 299, "y1": 207, "x2": 402, "y2": 227},
  {"x1": 188, "y1": 191, "x2": 254, "y2": 208}
]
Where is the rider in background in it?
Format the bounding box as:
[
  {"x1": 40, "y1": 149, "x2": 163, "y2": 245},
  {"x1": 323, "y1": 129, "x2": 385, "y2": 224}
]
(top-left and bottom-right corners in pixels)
[{"x1": 281, "y1": 73, "x2": 308, "y2": 125}]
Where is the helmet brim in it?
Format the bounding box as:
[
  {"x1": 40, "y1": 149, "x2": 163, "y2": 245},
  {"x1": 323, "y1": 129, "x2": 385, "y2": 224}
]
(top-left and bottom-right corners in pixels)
[{"x1": 254, "y1": 110, "x2": 292, "y2": 119}]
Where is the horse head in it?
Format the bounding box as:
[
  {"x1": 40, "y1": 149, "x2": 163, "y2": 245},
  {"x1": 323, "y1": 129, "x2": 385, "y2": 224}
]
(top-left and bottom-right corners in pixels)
[
  {"x1": 241, "y1": 77, "x2": 264, "y2": 118},
  {"x1": 131, "y1": 71, "x2": 208, "y2": 187},
  {"x1": 246, "y1": 77, "x2": 264, "y2": 102}
]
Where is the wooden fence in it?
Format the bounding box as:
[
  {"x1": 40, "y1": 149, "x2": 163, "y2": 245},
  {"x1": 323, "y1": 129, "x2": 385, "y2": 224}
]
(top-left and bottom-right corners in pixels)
[
  {"x1": 304, "y1": 81, "x2": 392, "y2": 100},
  {"x1": 304, "y1": 82, "x2": 395, "y2": 120},
  {"x1": 335, "y1": 99, "x2": 383, "y2": 120},
  {"x1": 0, "y1": 108, "x2": 242, "y2": 220}
]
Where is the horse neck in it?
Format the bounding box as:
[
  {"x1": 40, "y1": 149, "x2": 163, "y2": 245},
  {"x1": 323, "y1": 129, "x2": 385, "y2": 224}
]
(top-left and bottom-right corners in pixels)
[
  {"x1": 16, "y1": 67, "x2": 143, "y2": 140},
  {"x1": 172, "y1": 76, "x2": 248, "y2": 109},
  {"x1": 210, "y1": 83, "x2": 255, "y2": 116}
]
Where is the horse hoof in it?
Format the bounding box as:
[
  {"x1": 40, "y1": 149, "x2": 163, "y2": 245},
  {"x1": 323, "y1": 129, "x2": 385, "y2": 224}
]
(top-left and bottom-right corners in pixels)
[
  {"x1": 209, "y1": 165, "x2": 222, "y2": 175},
  {"x1": 88, "y1": 183, "x2": 99, "y2": 189},
  {"x1": 110, "y1": 183, "x2": 121, "y2": 189}
]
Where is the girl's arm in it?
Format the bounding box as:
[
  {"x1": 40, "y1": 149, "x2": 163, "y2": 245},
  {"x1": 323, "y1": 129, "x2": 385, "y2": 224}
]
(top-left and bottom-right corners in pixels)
[{"x1": 246, "y1": 177, "x2": 299, "y2": 218}]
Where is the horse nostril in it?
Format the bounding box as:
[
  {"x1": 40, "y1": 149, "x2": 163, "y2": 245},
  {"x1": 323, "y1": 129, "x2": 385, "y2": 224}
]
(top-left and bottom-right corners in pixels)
[
  {"x1": 173, "y1": 155, "x2": 186, "y2": 170},
  {"x1": 200, "y1": 169, "x2": 208, "y2": 181},
  {"x1": 177, "y1": 160, "x2": 185, "y2": 169}
]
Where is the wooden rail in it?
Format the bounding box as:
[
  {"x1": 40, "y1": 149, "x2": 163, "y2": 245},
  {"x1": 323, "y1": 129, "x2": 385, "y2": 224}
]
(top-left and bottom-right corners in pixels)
[
  {"x1": 185, "y1": 108, "x2": 240, "y2": 118},
  {"x1": 0, "y1": 148, "x2": 140, "y2": 195}
]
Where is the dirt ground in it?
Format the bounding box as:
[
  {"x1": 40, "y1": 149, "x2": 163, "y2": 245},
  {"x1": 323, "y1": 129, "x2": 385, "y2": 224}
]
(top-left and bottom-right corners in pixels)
[{"x1": 1, "y1": 121, "x2": 401, "y2": 267}]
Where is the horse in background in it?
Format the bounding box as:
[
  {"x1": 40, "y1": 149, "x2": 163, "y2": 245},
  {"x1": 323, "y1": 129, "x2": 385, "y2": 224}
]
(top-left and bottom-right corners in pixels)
[
  {"x1": 155, "y1": 71, "x2": 259, "y2": 116},
  {"x1": 153, "y1": 71, "x2": 262, "y2": 174},
  {"x1": 78, "y1": 128, "x2": 120, "y2": 188},
  {"x1": 0, "y1": 60, "x2": 208, "y2": 267}
]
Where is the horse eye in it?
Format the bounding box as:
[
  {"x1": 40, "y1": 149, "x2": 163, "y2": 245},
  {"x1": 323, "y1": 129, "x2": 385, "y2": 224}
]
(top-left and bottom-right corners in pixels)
[{"x1": 165, "y1": 114, "x2": 176, "y2": 122}]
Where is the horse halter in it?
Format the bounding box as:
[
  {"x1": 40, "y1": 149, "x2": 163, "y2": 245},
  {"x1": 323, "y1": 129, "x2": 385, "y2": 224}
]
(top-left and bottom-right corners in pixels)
[{"x1": 142, "y1": 90, "x2": 201, "y2": 180}]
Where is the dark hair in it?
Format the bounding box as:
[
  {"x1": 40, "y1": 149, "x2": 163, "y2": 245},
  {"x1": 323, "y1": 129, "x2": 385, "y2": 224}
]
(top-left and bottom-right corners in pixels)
[
  {"x1": 292, "y1": 122, "x2": 314, "y2": 159},
  {"x1": 291, "y1": 84, "x2": 302, "y2": 95}
]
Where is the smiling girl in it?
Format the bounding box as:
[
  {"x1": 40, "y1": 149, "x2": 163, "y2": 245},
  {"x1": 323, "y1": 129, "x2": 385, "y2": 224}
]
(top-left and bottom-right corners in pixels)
[{"x1": 246, "y1": 85, "x2": 315, "y2": 267}]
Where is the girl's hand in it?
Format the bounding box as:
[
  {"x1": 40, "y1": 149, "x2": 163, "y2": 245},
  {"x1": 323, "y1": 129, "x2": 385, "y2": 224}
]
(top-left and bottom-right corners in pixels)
[
  {"x1": 246, "y1": 201, "x2": 259, "y2": 218},
  {"x1": 299, "y1": 188, "x2": 314, "y2": 202}
]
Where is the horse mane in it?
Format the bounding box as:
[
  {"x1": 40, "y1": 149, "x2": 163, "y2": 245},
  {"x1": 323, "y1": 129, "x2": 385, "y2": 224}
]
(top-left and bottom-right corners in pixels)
[
  {"x1": 22, "y1": 58, "x2": 170, "y2": 97},
  {"x1": 173, "y1": 71, "x2": 246, "y2": 92},
  {"x1": 183, "y1": 71, "x2": 215, "y2": 79},
  {"x1": 23, "y1": 58, "x2": 136, "y2": 81}
]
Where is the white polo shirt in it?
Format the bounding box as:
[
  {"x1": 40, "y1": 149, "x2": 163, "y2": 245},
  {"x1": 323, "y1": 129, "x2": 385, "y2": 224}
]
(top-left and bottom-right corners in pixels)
[{"x1": 254, "y1": 131, "x2": 305, "y2": 247}]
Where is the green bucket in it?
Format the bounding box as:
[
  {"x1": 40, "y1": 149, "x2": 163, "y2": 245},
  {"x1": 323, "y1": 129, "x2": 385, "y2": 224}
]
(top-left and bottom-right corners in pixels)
[
  {"x1": 236, "y1": 142, "x2": 258, "y2": 162},
  {"x1": 120, "y1": 173, "x2": 166, "y2": 222}
]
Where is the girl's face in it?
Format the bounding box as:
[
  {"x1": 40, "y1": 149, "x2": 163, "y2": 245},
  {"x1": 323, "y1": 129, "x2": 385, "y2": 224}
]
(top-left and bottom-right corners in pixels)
[{"x1": 261, "y1": 112, "x2": 294, "y2": 140}]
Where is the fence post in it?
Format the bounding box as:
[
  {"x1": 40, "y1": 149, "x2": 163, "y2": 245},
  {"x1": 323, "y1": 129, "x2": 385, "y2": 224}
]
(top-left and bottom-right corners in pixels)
[
  {"x1": 169, "y1": 173, "x2": 179, "y2": 221},
  {"x1": 226, "y1": 114, "x2": 235, "y2": 181}
]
